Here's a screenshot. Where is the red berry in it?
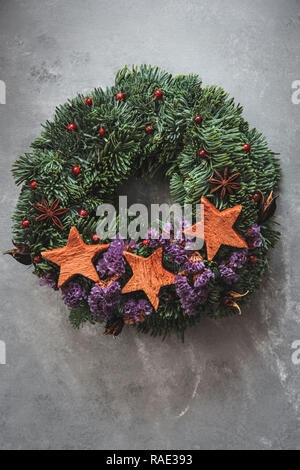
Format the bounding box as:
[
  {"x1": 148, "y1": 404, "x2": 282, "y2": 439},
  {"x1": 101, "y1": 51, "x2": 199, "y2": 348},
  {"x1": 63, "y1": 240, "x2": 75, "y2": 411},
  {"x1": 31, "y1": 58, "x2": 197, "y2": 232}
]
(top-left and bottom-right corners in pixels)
[
  {"x1": 198, "y1": 149, "x2": 207, "y2": 158},
  {"x1": 33, "y1": 255, "x2": 42, "y2": 264},
  {"x1": 67, "y1": 123, "x2": 77, "y2": 132},
  {"x1": 30, "y1": 181, "x2": 37, "y2": 189},
  {"x1": 85, "y1": 98, "x2": 92, "y2": 106},
  {"x1": 154, "y1": 89, "x2": 163, "y2": 100},
  {"x1": 22, "y1": 220, "x2": 30, "y2": 228},
  {"x1": 249, "y1": 255, "x2": 258, "y2": 264},
  {"x1": 251, "y1": 192, "x2": 261, "y2": 202},
  {"x1": 98, "y1": 127, "x2": 106, "y2": 136},
  {"x1": 72, "y1": 166, "x2": 80, "y2": 175},
  {"x1": 145, "y1": 124, "x2": 154, "y2": 135},
  {"x1": 243, "y1": 143, "x2": 251, "y2": 152},
  {"x1": 91, "y1": 233, "x2": 100, "y2": 243},
  {"x1": 78, "y1": 209, "x2": 88, "y2": 218},
  {"x1": 193, "y1": 115, "x2": 202, "y2": 124},
  {"x1": 116, "y1": 92, "x2": 125, "y2": 101},
  {"x1": 142, "y1": 239, "x2": 149, "y2": 246}
]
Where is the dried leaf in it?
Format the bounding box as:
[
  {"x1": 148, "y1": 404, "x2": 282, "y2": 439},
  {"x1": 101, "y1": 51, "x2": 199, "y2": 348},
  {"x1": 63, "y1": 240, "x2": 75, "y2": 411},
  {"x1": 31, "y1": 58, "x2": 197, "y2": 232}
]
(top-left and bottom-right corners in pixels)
[
  {"x1": 97, "y1": 274, "x2": 118, "y2": 289},
  {"x1": 189, "y1": 251, "x2": 203, "y2": 263},
  {"x1": 223, "y1": 290, "x2": 249, "y2": 315},
  {"x1": 228, "y1": 290, "x2": 249, "y2": 299},
  {"x1": 102, "y1": 318, "x2": 124, "y2": 337},
  {"x1": 3, "y1": 241, "x2": 32, "y2": 265},
  {"x1": 258, "y1": 191, "x2": 278, "y2": 224},
  {"x1": 230, "y1": 301, "x2": 242, "y2": 316}
]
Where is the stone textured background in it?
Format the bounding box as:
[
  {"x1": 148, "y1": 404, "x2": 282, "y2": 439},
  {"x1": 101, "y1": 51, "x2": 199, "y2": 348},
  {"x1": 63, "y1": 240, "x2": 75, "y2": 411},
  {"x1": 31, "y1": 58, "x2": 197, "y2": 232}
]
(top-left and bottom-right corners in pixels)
[{"x1": 0, "y1": 0, "x2": 299, "y2": 450}]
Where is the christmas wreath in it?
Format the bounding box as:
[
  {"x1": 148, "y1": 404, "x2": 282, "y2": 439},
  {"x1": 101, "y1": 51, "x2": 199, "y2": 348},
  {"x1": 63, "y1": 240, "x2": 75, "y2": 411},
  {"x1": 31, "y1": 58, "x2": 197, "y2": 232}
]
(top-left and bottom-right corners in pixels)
[{"x1": 6, "y1": 65, "x2": 280, "y2": 339}]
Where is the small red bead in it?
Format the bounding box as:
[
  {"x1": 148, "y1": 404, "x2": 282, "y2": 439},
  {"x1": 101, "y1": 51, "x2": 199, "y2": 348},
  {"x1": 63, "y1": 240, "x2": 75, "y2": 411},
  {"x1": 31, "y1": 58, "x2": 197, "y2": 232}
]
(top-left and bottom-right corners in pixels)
[
  {"x1": 193, "y1": 115, "x2": 202, "y2": 124},
  {"x1": 22, "y1": 220, "x2": 30, "y2": 228},
  {"x1": 72, "y1": 166, "x2": 80, "y2": 175},
  {"x1": 154, "y1": 89, "x2": 163, "y2": 100},
  {"x1": 251, "y1": 192, "x2": 261, "y2": 202},
  {"x1": 78, "y1": 209, "x2": 88, "y2": 218},
  {"x1": 98, "y1": 127, "x2": 106, "y2": 136},
  {"x1": 249, "y1": 255, "x2": 258, "y2": 264},
  {"x1": 30, "y1": 181, "x2": 37, "y2": 189},
  {"x1": 116, "y1": 92, "x2": 125, "y2": 101},
  {"x1": 142, "y1": 239, "x2": 149, "y2": 246},
  {"x1": 91, "y1": 233, "x2": 100, "y2": 243},
  {"x1": 85, "y1": 98, "x2": 92, "y2": 106},
  {"x1": 198, "y1": 149, "x2": 207, "y2": 158},
  {"x1": 243, "y1": 143, "x2": 251, "y2": 152},
  {"x1": 145, "y1": 125, "x2": 154, "y2": 135},
  {"x1": 67, "y1": 123, "x2": 77, "y2": 132},
  {"x1": 33, "y1": 255, "x2": 42, "y2": 264}
]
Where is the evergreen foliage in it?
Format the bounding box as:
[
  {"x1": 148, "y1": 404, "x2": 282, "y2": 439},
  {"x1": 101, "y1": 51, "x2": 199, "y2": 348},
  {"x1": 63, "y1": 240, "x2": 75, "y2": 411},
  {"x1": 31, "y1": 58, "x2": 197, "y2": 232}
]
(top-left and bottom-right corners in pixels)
[{"x1": 10, "y1": 65, "x2": 280, "y2": 338}]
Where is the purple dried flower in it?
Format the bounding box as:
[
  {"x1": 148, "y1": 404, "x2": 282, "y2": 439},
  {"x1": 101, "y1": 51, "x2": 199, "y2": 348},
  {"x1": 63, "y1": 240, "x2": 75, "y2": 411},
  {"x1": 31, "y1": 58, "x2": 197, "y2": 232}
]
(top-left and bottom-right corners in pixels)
[
  {"x1": 88, "y1": 281, "x2": 121, "y2": 321},
  {"x1": 96, "y1": 259, "x2": 107, "y2": 278},
  {"x1": 247, "y1": 224, "x2": 261, "y2": 236},
  {"x1": 39, "y1": 273, "x2": 58, "y2": 290},
  {"x1": 246, "y1": 224, "x2": 262, "y2": 249},
  {"x1": 219, "y1": 261, "x2": 240, "y2": 285},
  {"x1": 147, "y1": 228, "x2": 163, "y2": 249},
  {"x1": 137, "y1": 299, "x2": 153, "y2": 316},
  {"x1": 183, "y1": 260, "x2": 205, "y2": 275},
  {"x1": 228, "y1": 249, "x2": 248, "y2": 269},
  {"x1": 252, "y1": 237, "x2": 262, "y2": 248},
  {"x1": 194, "y1": 269, "x2": 215, "y2": 288},
  {"x1": 96, "y1": 236, "x2": 125, "y2": 278},
  {"x1": 195, "y1": 287, "x2": 210, "y2": 306},
  {"x1": 148, "y1": 239, "x2": 161, "y2": 249},
  {"x1": 219, "y1": 248, "x2": 248, "y2": 285},
  {"x1": 175, "y1": 268, "x2": 213, "y2": 316},
  {"x1": 175, "y1": 275, "x2": 198, "y2": 315},
  {"x1": 163, "y1": 222, "x2": 173, "y2": 233},
  {"x1": 124, "y1": 299, "x2": 138, "y2": 318},
  {"x1": 128, "y1": 239, "x2": 139, "y2": 250},
  {"x1": 123, "y1": 298, "x2": 152, "y2": 322},
  {"x1": 177, "y1": 216, "x2": 191, "y2": 231},
  {"x1": 148, "y1": 228, "x2": 160, "y2": 239},
  {"x1": 61, "y1": 282, "x2": 87, "y2": 308},
  {"x1": 164, "y1": 242, "x2": 188, "y2": 265},
  {"x1": 146, "y1": 228, "x2": 170, "y2": 249}
]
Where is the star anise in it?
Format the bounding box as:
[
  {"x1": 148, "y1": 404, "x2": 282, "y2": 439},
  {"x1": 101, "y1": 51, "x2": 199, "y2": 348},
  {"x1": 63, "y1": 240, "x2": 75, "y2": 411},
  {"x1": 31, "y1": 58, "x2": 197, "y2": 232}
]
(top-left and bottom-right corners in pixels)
[
  {"x1": 208, "y1": 167, "x2": 241, "y2": 199},
  {"x1": 33, "y1": 198, "x2": 69, "y2": 230}
]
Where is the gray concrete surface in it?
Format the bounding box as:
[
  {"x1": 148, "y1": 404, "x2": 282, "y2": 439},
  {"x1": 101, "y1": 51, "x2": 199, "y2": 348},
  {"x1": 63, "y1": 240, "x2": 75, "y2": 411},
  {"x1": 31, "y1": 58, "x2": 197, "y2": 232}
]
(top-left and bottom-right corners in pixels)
[{"x1": 0, "y1": 0, "x2": 299, "y2": 450}]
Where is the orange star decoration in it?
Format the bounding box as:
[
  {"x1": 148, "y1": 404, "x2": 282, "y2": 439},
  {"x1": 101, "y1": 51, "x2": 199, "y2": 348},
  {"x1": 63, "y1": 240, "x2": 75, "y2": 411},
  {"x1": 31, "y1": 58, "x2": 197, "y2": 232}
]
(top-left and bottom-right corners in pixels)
[
  {"x1": 41, "y1": 226, "x2": 109, "y2": 288},
  {"x1": 122, "y1": 247, "x2": 175, "y2": 311},
  {"x1": 184, "y1": 197, "x2": 248, "y2": 261}
]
